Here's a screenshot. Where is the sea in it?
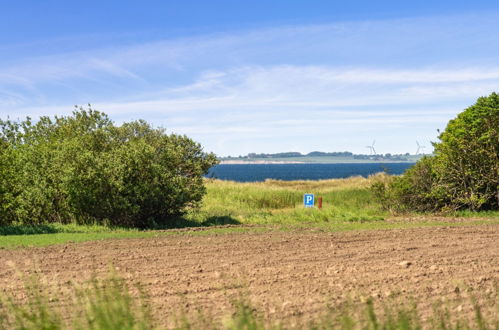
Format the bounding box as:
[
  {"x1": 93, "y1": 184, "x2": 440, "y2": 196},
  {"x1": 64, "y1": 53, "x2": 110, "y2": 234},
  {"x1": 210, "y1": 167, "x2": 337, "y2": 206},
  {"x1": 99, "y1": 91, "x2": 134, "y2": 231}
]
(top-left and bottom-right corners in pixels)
[{"x1": 206, "y1": 163, "x2": 415, "y2": 182}]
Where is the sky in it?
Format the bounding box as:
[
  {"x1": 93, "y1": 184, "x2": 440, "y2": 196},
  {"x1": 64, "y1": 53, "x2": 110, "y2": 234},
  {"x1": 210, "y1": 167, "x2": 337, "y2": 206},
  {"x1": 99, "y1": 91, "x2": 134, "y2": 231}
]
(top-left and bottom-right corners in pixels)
[{"x1": 1, "y1": 1, "x2": 499, "y2": 156}]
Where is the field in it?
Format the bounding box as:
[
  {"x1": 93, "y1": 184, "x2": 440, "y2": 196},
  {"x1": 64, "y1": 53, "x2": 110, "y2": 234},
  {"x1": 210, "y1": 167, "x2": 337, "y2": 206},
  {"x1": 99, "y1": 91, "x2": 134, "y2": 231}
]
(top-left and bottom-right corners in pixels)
[{"x1": 0, "y1": 176, "x2": 498, "y2": 328}]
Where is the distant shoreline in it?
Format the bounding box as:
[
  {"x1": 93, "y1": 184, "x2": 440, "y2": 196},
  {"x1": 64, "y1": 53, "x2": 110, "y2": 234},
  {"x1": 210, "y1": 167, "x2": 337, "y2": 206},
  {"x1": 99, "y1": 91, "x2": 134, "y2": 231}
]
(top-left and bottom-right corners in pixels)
[
  {"x1": 220, "y1": 160, "x2": 305, "y2": 164},
  {"x1": 219, "y1": 160, "x2": 417, "y2": 164},
  {"x1": 218, "y1": 153, "x2": 425, "y2": 165}
]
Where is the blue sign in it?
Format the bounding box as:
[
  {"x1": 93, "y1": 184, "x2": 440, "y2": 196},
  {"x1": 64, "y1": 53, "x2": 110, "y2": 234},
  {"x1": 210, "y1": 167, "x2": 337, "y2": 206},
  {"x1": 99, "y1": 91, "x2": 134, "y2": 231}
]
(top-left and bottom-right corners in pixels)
[{"x1": 304, "y1": 193, "x2": 315, "y2": 208}]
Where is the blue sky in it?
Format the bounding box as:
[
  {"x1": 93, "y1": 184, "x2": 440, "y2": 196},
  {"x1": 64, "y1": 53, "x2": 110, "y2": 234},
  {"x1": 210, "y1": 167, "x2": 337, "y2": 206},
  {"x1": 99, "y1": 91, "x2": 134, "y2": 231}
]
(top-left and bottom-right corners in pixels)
[{"x1": 1, "y1": 1, "x2": 499, "y2": 156}]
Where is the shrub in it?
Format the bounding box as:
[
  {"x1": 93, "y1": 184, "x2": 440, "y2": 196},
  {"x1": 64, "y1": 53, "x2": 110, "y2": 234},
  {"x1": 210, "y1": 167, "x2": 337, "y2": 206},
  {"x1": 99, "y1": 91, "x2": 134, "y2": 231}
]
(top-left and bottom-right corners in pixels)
[
  {"x1": 432, "y1": 92, "x2": 499, "y2": 210},
  {"x1": 374, "y1": 93, "x2": 499, "y2": 212},
  {"x1": 0, "y1": 106, "x2": 218, "y2": 227}
]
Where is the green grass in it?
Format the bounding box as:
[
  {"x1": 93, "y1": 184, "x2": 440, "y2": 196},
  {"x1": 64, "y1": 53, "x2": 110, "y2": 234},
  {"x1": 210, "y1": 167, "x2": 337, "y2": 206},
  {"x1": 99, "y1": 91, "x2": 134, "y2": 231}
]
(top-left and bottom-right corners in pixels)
[
  {"x1": 0, "y1": 272, "x2": 154, "y2": 330},
  {"x1": 1, "y1": 272, "x2": 497, "y2": 329},
  {"x1": 188, "y1": 175, "x2": 390, "y2": 225},
  {"x1": 0, "y1": 231, "x2": 154, "y2": 249},
  {"x1": 1, "y1": 217, "x2": 496, "y2": 250},
  {"x1": 1, "y1": 174, "x2": 498, "y2": 249},
  {"x1": 187, "y1": 176, "x2": 499, "y2": 227},
  {"x1": 0, "y1": 226, "x2": 271, "y2": 249},
  {"x1": 0, "y1": 223, "x2": 119, "y2": 235},
  {"x1": 184, "y1": 293, "x2": 499, "y2": 329},
  {"x1": 452, "y1": 210, "x2": 499, "y2": 219}
]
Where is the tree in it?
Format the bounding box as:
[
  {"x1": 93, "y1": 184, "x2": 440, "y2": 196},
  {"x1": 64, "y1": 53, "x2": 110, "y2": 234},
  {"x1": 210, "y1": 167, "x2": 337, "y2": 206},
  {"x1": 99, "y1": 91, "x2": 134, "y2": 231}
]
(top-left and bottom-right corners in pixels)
[
  {"x1": 432, "y1": 93, "x2": 499, "y2": 210},
  {"x1": 0, "y1": 107, "x2": 218, "y2": 227},
  {"x1": 375, "y1": 93, "x2": 499, "y2": 211}
]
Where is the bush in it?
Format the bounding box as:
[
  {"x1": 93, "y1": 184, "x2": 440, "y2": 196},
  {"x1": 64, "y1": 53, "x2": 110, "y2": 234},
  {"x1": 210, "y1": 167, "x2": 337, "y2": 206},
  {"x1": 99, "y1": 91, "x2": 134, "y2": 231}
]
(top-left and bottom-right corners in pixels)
[
  {"x1": 375, "y1": 92, "x2": 499, "y2": 212},
  {"x1": 0, "y1": 107, "x2": 218, "y2": 227},
  {"x1": 433, "y1": 92, "x2": 499, "y2": 210}
]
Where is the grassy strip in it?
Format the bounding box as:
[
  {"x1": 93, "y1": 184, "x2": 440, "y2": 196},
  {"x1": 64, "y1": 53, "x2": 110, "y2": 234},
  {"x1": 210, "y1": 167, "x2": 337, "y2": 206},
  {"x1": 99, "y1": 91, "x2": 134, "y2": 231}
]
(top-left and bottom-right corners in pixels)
[
  {"x1": 0, "y1": 231, "x2": 157, "y2": 249},
  {"x1": 1, "y1": 218, "x2": 498, "y2": 249},
  {"x1": 0, "y1": 226, "x2": 268, "y2": 249},
  {"x1": 279, "y1": 218, "x2": 499, "y2": 233}
]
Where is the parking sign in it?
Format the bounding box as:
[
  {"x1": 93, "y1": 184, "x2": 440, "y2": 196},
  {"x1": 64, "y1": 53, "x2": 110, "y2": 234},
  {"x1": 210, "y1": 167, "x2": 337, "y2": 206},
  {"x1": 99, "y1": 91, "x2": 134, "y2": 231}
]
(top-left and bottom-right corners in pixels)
[{"x1": 304, "y1": 193, "x2": 314, "y2": 208}]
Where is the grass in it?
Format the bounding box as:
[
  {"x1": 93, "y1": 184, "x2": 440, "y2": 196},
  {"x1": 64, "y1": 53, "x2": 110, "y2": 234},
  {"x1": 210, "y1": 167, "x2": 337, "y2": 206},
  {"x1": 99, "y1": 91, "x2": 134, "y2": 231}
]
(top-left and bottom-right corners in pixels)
[
  {"x1": 0, "y1": 272, "x2": 154, "y2": 330},
  {"x1": 1, "y1": 272, "x2": 497, "y2": 329},
  {"x1": 452, "y1": 210, "x2": 499, "y2": 219},
  {"x1": 1, "y1": 173, "x2": 498, "y2": 249},
  {"x1": 0, "y1": 225, "x2": 270, "y2": 249},
  {"x1": 187, "y1": 174, "x2": 499, "y2": 227},
  {"x1": 188, "y1": 174, "x2": 390, "y2": 225}
]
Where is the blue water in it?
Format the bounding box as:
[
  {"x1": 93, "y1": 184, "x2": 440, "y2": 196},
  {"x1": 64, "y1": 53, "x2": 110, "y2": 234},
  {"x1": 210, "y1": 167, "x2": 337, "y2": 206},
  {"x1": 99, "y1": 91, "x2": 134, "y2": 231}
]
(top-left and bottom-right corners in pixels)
[{"x1": 206, "y1": 163, "x2": 415, "y2": 182}]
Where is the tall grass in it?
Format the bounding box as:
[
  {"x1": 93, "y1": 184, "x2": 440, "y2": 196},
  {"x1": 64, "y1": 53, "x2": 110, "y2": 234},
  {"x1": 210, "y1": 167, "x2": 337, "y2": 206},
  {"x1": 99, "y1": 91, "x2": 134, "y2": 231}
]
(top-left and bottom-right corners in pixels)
[
  {"x1": 1, "y1": 274, "x2": 497, "y2": 329},
  {"x1": 192, "y1": 174, "x2": 499, "y2": 227},
  {"x1": 0, "y1": 275, "x2": 63, "y2": 329},
  {"x1": 190, "y1": 174, "x2": 390, "y2": 225},
  {"x1": 0, "y1": 272, "x2": 154, "y2": 330}
]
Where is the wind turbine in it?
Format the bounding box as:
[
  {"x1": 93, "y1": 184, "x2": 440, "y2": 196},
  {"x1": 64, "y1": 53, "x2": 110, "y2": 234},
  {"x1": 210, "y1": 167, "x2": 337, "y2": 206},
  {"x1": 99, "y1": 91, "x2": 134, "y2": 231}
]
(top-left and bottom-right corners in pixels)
[
  {"x1": 365, "y1": 140, "x2": 376, "y2": 155},
  {"x1": 416, "y1": 141, "x2": 426, "y2": 155}
]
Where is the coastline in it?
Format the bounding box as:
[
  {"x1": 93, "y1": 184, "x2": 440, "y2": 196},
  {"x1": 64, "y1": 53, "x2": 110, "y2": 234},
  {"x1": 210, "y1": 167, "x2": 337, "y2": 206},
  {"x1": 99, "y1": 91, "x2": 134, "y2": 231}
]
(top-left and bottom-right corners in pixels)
[
  {"x1": 220, "y1": 160, "x2": 305, "y2": 164},
  {"x1": 219, "y1": 160, "x2": 417, "y2": 164}
]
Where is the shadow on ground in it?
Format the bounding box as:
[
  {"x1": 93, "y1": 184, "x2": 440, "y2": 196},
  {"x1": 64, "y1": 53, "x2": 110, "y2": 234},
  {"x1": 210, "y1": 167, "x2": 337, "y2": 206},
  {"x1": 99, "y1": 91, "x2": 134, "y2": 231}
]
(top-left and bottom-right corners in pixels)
[
  {"x1": 0, "y1": 224, "x2": 61, "y2": 236},
  {"x1": 165, "y1": 215, "x2": 241, "y2": 229},
  {"x1": 0, "y1": 216, "x2": 242, "y2": 236}
]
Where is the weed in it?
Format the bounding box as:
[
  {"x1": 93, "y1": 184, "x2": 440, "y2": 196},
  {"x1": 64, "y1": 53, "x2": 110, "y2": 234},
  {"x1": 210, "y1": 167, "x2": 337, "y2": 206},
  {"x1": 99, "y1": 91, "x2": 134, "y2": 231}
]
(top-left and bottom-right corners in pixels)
[
  {"x1": 0, "y1": 272, "x2": 154, "y2": 330},
  {"x1": 0, "y1": 273, "x2": 497, "y2": 329}
]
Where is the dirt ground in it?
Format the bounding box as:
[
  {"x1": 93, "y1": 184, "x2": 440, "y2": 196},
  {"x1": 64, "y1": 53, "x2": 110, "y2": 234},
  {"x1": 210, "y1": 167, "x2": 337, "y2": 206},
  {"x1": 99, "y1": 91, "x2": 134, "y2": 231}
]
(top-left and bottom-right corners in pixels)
[{"x1": 0, "y1": 224, "x2": 498, "y2": 327}]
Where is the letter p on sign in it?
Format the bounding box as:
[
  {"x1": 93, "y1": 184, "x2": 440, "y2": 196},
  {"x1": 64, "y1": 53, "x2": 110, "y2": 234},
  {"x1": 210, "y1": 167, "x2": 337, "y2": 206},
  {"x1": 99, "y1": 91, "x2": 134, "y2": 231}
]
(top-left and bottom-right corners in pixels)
[{"x1": 304, "y1": 194, "x2": 315, "y2": 208}]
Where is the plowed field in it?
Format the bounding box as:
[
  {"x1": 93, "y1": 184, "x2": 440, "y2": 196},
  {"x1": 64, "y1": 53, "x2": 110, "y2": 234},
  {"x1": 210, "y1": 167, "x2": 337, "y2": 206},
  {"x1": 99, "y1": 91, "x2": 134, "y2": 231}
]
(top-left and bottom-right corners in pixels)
[{"x1": 1, "y1": 224, "x2": 498, "y2": 326}]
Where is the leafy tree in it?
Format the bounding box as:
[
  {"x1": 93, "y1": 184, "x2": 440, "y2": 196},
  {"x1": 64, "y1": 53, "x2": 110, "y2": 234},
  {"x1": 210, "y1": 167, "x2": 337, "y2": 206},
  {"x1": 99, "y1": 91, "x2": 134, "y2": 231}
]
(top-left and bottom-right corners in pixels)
[
  {"x1": 0, "y1": 107, "x2": 218, "y2": 227},
  {"x1": 432, "y1": 93, "x2": 499, "y2": 210},
  {"x1": 374, "y1": 92, "x2": 499, "y2": 212}
]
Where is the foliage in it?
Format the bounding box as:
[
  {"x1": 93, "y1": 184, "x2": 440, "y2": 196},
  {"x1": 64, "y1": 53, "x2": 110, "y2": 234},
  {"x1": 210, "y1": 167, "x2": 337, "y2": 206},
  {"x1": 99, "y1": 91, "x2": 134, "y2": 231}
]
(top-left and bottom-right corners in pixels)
[
  {"x1": 0, "y1": 106, "x2": 217, "y2": 227},
  {"x1": 433, "y1": 92, "x2": 499, "y2": 210},
  {"x1": 374, "y1": 93, "x2": 499, "y2": 212},
  {"x1": 1, "y1": 175, "x2": 498, "y2": 248},
  {"x1": 371, "y1": 157, "x2": 443, "y2": 212}
]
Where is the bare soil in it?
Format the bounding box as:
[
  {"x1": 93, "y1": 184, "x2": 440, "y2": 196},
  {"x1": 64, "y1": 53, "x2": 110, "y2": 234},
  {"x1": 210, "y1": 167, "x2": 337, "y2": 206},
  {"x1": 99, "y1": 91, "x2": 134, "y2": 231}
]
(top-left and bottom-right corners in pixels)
[{"x1": 1, "y1": 224, "x2": 498, "y2": 327}]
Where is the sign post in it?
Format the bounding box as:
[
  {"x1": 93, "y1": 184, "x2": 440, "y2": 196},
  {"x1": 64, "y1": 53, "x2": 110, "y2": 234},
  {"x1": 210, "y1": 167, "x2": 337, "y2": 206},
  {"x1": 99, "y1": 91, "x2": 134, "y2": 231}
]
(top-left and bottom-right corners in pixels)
[{"x1": 303, "y1": 193, "x2": 315, "y2": 208}]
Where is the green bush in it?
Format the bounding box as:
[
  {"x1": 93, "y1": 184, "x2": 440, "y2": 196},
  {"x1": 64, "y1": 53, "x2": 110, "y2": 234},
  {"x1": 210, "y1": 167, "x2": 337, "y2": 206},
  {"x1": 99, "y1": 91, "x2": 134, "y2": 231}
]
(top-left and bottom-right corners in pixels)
[
  {"x1": 0, "y1": 107, "x2": 218, "y2": 227},
  {"x1": 433, "y1": 92, "x2": 499, "y2": 210},
  {"x1": 375, "y1": 93, "x2": 499, "y2": 212}
]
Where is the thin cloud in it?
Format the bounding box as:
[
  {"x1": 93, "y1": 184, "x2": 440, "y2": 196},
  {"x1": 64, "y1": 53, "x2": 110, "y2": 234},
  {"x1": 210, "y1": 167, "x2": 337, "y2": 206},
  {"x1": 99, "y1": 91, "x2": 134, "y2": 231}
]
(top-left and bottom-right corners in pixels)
[{"x1": 1, "y1": 11, "x2": 498, "y2": 154}]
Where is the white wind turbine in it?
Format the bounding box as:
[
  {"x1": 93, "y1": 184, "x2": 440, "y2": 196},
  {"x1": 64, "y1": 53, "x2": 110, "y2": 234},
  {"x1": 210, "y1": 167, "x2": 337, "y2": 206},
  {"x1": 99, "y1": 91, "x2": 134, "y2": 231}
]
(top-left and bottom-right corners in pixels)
[
  {"x1": 365, "y1": 140, "x2": 376, "y2": 155},
  {"x1": 416, "y1": 141, "x2": 426, "y2": 155}
]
